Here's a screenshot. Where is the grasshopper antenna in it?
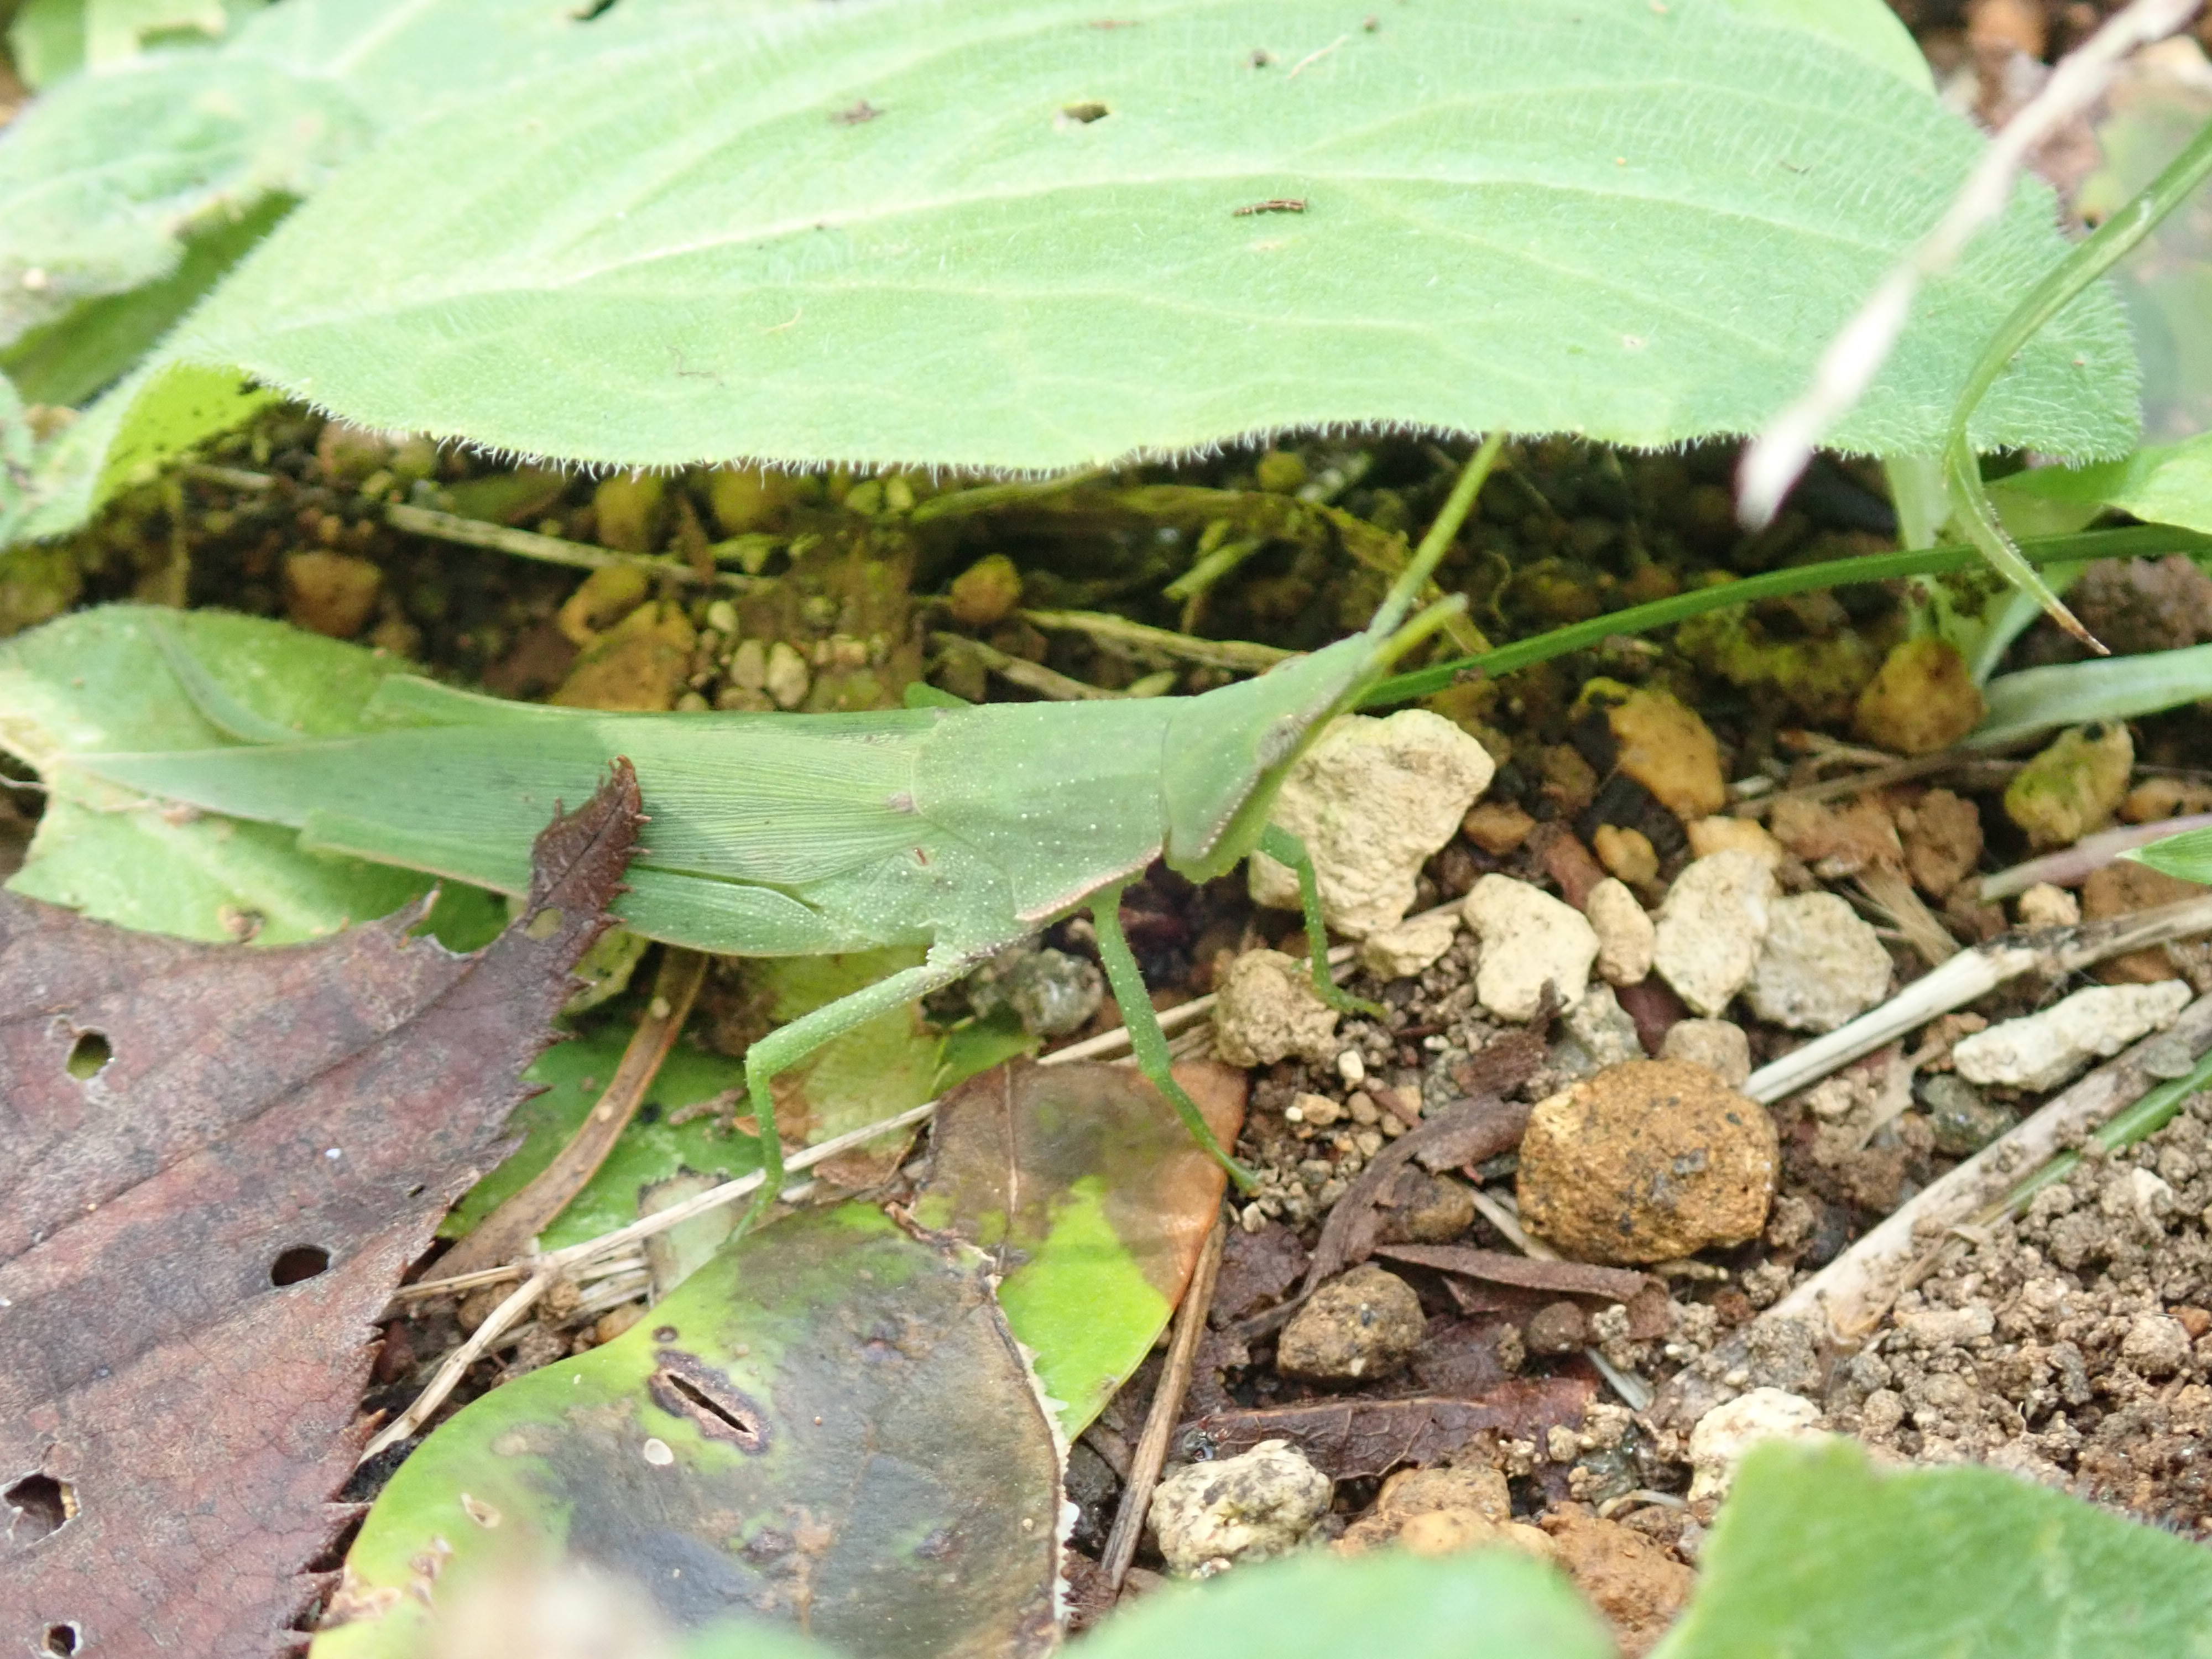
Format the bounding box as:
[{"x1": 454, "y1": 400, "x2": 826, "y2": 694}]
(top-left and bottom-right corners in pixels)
[{"x1": 1370, "y1": 430, "x2": 1505, "y2": 638}]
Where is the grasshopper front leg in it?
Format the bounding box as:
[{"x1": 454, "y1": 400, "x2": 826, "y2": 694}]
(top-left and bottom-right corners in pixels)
[
  {"x1": 735, "y1": 945, "x2": 981, "y2": 1234},
  {"x1": 1258, "y1": 823, "x2": 1384, "y2": 1019},
  {"x1": 1091, "y1": 888, "x2": 1260, "y2": 1193}
]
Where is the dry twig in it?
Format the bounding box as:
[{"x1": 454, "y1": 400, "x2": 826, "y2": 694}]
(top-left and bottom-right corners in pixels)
[{"x1": 1099, "y1": 1217, "x2": 1227, "y2": 1593}]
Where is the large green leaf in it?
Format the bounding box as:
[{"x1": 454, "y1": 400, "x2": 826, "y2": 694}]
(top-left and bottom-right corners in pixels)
[
  {"x1": 21, "y1": 0, "x2": 2132, "y2": 523},
  {"x1": 0, "y1": 604, "x2": 498, "y2": 945},
  {"x1": 1656, "y1": 1439, "x2": 2212, "y2": 1659},
  {"x1": 317, "y1": 1205, "x2": 1063, "y2": 1659},
  {"x1": 1075, "y1": 1547, "x2": 1612, "y2": 1659}
]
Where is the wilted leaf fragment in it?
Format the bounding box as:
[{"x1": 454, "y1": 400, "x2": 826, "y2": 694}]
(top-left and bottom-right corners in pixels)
[
  {"x1": 1655, "y1": 1439, "x2": 2212, "y2": 1659},
  {"x1": 1074, "y1": 1546, "x2": 1612, "y2": 1659},
  {"x1": 0, "y1": 768, "x2": 642, "y2": 1655},
  {"x1": 914, "y1": 1058, "x2": 1247, "y2": 1435},
  {"x1": 315, "y1": 1206, "x2": 1062, "y2": 1659}
]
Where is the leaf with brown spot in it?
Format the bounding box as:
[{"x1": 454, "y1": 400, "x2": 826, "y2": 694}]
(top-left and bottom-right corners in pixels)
[
  {"x1": 0, "y1": 764, "x2": 643, "y2": 1657},
  {"x1": 911, "y1": 1057, "x2": 1246, "y2": 1436},
  {"x1": 315, "y1": 1204, "x2": 1061, "y2": 1659}
]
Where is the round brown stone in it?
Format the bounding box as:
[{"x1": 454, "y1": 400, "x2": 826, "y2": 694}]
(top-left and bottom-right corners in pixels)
[{"x1": 1515, "y1": 1059, "x2": 1778, "y2": 1264}]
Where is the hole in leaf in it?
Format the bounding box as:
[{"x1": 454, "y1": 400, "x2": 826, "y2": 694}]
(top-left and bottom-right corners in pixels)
[
  {"x1": 523, "y1": 906, "x2": 566, "y2": 940},
  {"x1": 42, "y1": 1623, "x2": 79, "y2": 1655},
  {"x1": 6, "y1": 1473, "x2": 75, "y2": 1542},
  {"x1": 65, "y1": 1032, "x2": 111, "y2": 1081},
  {"x1": 1060, "y1": 100, "x2": 1110, "y2": 123},
  {"x1": 270, "y1": 1246, "x2": 331, "y2": 1286},
  {"x1": 649, "y1": 1352, "x2": 768, "y2": 1452}
]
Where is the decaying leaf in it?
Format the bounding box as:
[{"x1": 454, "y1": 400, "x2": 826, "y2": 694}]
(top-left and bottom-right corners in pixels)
[
  {"x1": 1374, "y1": 1244, "x2": 1654, "y2": 1305},
  {"x1": 912, "y1": 1058, "x2": 1248, "y2": 1434},
  {"x1": 1302, "y1": 1089, "x2": 1537, "y2": 1297},
  {"x1": 1198, "y1": 1380, "x2": 1595, "y2": 1481},
  {"x1": 315, "y1": 1205, "x2": 1063, "y2": 1659},
  {"x1": 0, "y1": 765, "x2": 642, "y2": 1656}
]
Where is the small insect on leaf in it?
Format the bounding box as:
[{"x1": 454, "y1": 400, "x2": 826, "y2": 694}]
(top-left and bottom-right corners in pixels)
[
  {"x1": 1233, "y1": 197, "x2": 1308, "y2": 216},
  {"x1": 2125, "y1": 826, "x2": 2212, "y2": 888}
]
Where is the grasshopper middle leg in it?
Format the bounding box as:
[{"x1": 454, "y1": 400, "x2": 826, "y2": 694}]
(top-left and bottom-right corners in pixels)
[{"x1": 1091, "y1": 888, "x2": 1260, "y2": 1193}]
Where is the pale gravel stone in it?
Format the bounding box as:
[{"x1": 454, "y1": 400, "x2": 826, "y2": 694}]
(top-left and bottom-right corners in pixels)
[
  {"x1": 1556, "y1": 985, "x2": 1646, "y2": 1080},
  {"x1": 1250, "y1": 712, "x2": 1495, "y2": 937},
  {"x1": 1585, "y1": 878, "x2": 1655, "y2": 987},
  {"x1": 1652, "y1": 851, "x2": 1777, "y2": 1017},
  {"x1": 1687, "y1": 1389, "x2": 1826, "y2": 1501},
  {"x1": 2016, "y1": 882, "x2": 2080, "y2": 928},
  {"x1": 1746, "y1": 891, "x2": 1893, "y2": 1032},
  {"x1": 764, "y1": 639, "x2": 811, "y2": 709},
  {"x1": 1660, "y1": 1019, "x2": 1752, "y2": 1087},
  {"x1": 1952, "y1": 981, "x2": 2193, "y2": 1092},
  {"x1": 1356, "y1": 909, "x2": 1460, "y2": 980},
  {"x1": 1211, "y1": 949, "x2": 1341, "y2": 1067},
  {"x1": 1150, "y1": 1440, "x2": 1334, "y2": 1577},
  {"x1": 1462, "y1": 874, "x2": 1598, "y2": 1022}
]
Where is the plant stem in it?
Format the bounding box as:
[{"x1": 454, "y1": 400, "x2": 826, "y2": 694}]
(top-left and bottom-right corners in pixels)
[
  {"x1": 1984, "y1": 1040, "x2": 2212, "y2": 1224},
  {"x1": 1938, "y1": 108, "x2": 2212, "y2": 640},
  {"x1": 1361, "y1": 524, "x2": 2212, "y2": 707}
]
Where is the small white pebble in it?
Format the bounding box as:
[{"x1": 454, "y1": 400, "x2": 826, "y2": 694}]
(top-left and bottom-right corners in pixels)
[
  {"x1": 642, "y1": 1437, "x2": 674, "y2": 1466},
  {"x1": 1338, "y1": 1048, "x2": 1366, "y2": 1085}
]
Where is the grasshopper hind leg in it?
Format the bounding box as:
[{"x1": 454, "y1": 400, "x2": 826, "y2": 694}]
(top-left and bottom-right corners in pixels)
[
  {"x1": 1091, "y1": 889, "x2": 1259, "y2": 1193},
  {"x1": 1257, "y1": 823, "x2": 1385, "y2": 1019},
  {"x1": 733, "y1": 946, "x2": 982, "y2": 1235}
]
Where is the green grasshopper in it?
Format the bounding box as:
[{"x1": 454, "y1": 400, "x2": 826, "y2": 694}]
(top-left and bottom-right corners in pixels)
[{"x1": 79, "y1": 460, "x2": 1483, "y2": 1220}]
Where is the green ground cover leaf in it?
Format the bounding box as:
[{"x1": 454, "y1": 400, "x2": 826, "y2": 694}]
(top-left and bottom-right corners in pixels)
[
  {"x1": 1973, "y1": 638, "x2": 2212, "y2": 748},
  {"x1": 1655, "y1": 1439, "x2": 2212, "y2": 1659},
  {"x1": 2127, "y1": 825, "x2": 2212, "y2": 886},
  {"x1": 317, "y1": 1204, "x2": 1063, "y2": 1659},
  {"x1": 0, "y1": 603, "x2": 497, "y2": 944},
  {"x1": 12, "y1": 0, "x2": 2137, "y2": 540},
  {"x1": 1073, "y1": 1547, "x2": 1613, "y2": 1659},
  {"x1": 444, "y1": 946, "x2": 1017, "y2": 1260},
  {"x1": 2000, "y1": 431, "x2": 2212, "y2": 533},
  {"x1": 438, "y1": 1032, "x2": 763, "y2": 1249}
]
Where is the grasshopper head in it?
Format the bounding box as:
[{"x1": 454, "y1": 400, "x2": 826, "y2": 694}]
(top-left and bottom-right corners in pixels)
[{"x1": 1159, "y1": 588, "x2": 1465, "y2": 881}]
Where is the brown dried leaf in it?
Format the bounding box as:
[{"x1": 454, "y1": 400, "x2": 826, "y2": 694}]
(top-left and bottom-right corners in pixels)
[
  {"x1": 1196, "y1": 1379, "x2": 1595, "y2": 1480},
  {"x1": 1303, "y1": 1092, "x2": 1534, "y2": 1296},
  {"x1": 1374, "y1": 1244, "x2": 1653, "y2": 1305},
  {"x1": 0, "y1": 765, "x2": 643, "y2": 1657}
]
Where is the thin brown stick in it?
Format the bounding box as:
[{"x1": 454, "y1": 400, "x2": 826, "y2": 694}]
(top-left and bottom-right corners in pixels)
[
  {"x1": 433, "y1": 949, "x2": 707, "y2": 1282},
  {"x1": 385, "y1": 501, "x2": 754, "y2": 588},
  {"x1": 1018, "y1": 609, "x2": 1294, "y2": 674},
  {"x1": 1099, "y1": 1216, "x2": 1228, "y2": 1594},
  {"x1": 1731, "y1": 750, "x2": 2020, "y2": 816}
]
